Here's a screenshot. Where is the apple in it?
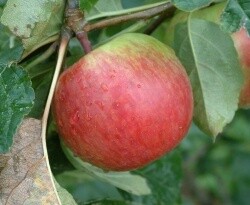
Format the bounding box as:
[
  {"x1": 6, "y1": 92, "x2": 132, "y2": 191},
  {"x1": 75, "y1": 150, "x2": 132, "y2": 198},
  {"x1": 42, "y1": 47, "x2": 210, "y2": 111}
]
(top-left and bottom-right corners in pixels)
[
  {"x1": 165, "y1": 2, "x2": 250, "y2": 108},
  {"x1": 232, "y1": 28, "x2": 250, "y2": 108},
  {"x1": 53, "y1": 33, "x2": 193, "y2": 171}
]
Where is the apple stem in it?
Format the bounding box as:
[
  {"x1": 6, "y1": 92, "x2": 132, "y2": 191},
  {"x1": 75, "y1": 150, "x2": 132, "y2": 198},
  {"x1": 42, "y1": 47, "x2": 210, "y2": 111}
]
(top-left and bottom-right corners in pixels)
[
  {"x1": 66, "y1": 1, "x2": 92, "y2": 53},
  {"x1": 84, "y1": 2, "x2": 174, "y2": 32},
  {"x1": 76, "y1": 31, "x2": 92, "y2": 53}
]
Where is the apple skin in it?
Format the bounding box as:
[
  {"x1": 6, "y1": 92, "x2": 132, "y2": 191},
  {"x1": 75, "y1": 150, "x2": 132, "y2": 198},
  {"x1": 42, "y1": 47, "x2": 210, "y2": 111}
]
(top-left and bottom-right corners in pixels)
[
  {"x1": 165, "y1": 2, "x2": 250, "y2": 108},
  {"x1": 53, "y1": 33, "x2": 193, "y2": 171},
  {"x1": 232, "y1": 28, "x2": 250, "y2": 108}
]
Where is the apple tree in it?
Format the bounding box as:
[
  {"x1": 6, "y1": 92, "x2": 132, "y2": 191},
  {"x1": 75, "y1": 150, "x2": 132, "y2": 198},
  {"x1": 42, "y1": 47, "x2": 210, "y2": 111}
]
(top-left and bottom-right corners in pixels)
[{"x1": 0, "y1": 0, "x2": 250, "y2": 204}]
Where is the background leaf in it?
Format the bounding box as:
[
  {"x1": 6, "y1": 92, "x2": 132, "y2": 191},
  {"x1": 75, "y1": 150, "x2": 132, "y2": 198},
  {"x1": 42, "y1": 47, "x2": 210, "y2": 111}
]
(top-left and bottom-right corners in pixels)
[
  {"x1": 0, "y1": 0, "x2": 64, "y2": 58},
  {"x1": 56, "y1": 170, "x2": 124, "y2": 204},
  {"x1": 85, "y1": 0, "x2": 166, "y2": 21},
  {"x1": 221, "y1": 0, "x2": 250, "y2": 35},
  {"x1": 120, "y1": 150, "x2": 182, "y2": 205},
  {"x1": 85, "y1": 0, "x2": 123, "y2": 20},
  {"x1": 181, "y1": 110, "x2": 250, "y2": 204},
  {"x1": 171, "y1": 0, "x2": 212, "y2": 12},
  {"x1": 79, "y1": 0, "x2": 101, "y2": 12},
  {"x1": 56, "y1": 144, "x2": 181, "y2": 205},
  {"x1": 174, "y1": 19, "x2": 243, "y2": 137},
  {"x1": 0, "y1": 26, "x2": 23, "y2": 64},
  {"x1": 0, "y1": 9, "x2": 23, "y2": 64},
  {"x1": 0, "y1": 64, "x2": 34, "y2": 153},
  {"x1": 62, "y1": 143, "x2": 151, "y2": 196},
  {"x1": 0, "y1": 0, "x2": 7, "y2": 7},
  {"x1": 47, "y1": 124, "x2": 75, "y2": 175},
  {"x1": 27, "y1": 61, "x2": 55, "y2": 119},
  {"x1": 121, "y1": 0, "x2": 168, "y2": 8},
  {"x1": 54, "y1": 179, "x2": 78, "y2": 205}
]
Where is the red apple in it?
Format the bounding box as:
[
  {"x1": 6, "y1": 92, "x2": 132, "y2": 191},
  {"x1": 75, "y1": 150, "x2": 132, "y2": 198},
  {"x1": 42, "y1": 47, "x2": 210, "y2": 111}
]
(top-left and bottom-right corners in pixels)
[
  {"x1": 53, "y1": 33, "x2": 193, "y2": 171},
  {"x1": 165, "y1": 2, "x2": 250, "y2": 108},
  {"x1": 232, "y1": 28, "x2": 250, "y2": 108}
]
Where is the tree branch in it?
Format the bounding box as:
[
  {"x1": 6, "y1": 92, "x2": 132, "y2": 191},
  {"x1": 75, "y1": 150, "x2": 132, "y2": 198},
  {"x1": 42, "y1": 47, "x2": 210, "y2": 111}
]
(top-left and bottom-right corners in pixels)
[
  {"x1": 66, "y1": 3, "x2": 92, "y2": 53},
  {"x1": 66, "y1": 1, "x2": 175, "y2": 53},
  {"x1": 84, "y1": 2, "x2": 174, "y2": 32}
]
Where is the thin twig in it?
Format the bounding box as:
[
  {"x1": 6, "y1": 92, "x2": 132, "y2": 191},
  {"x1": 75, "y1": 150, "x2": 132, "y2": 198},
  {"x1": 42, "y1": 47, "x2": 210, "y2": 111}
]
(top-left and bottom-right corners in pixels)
[
  {"x1": 41, "y1": 27, "x2": 72, "y2": 205},
  {"x1": 84, "y1": 2, "x2": 174, "y2": 32},
  {"x1": 66, "y1": 3, "x2": 92, "y2": 53},
  {"x1": 66, "y1": 2, "x2": 174, "y2": 53}
]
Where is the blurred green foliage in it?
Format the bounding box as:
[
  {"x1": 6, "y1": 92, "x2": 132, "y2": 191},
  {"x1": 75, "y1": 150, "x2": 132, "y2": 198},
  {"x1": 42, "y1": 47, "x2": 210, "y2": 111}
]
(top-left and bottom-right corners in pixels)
[{"x1": 181, "y1": 109, "x2": 250, "y2": 205}]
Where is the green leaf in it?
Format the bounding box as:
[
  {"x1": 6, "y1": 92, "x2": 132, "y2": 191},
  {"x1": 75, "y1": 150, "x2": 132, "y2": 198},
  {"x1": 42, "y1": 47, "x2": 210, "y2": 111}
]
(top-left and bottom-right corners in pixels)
[
  {"x1": 221, "y1": 0, "x2": 250, "y2": 34},
  {"x1": 95, "y1": 21, "x2": 149, "y2": 48},
  {"x1": 171, "y1": 0, "x2": 212, "y2": 12},
  {"x1": 174, "y1": 19, "x2": 243, "y2": 137},
  {"x1": 0, "y1": 45, "x2": 23, "y2": 65},
  {"x1": 47, "y1": 130, "x2": 75, "y2": 175},
  {"x1": 61, "y1": 142, "x2": 151, "y2": 196},
  {"x1": 54, "y1": 178, "x2": 78, "y2": 205},
  {"x1": 56, "y1": 170, "x2": 123, "y2": 204},
  {"x1": 85, "y1": 0, "x2": 123, "y2": 20},
  {"x1": 0, "y1": 64, "x2": 34, "y2": 153},
  {"x1": 0, "y1": 0, "x2": 7, "y2": 7},
  {"x1": 231, "y1": 150, "x2": 250, "y2": 205},
  {"x1": 223, "y1": 110, "x2": 250, "y2": 141},
  {"x1": 0, "y1": 0, "x2": 64, "y2": 58},
  {"x1": 0, "y1": 23, "x2": 23, "y2": 64},
  {"x1": 85, "y1": 1, "x2": 167, "y2": 21},
  {"x1": 29, "y1": 75, "x2": 51, "y2": 119},
  {"x1": 120, "y1": 150, "x2": 182, "y2": 205},
  {"x1": 79, "y1": 0, "x2": 99, "y2": 12},
  {"x1": 27, "y1": 63, "x2": 54, "y2": 119},
  {"x1": 164, "y1": 2, "x2": 226, "y2": 47}
]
